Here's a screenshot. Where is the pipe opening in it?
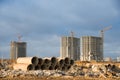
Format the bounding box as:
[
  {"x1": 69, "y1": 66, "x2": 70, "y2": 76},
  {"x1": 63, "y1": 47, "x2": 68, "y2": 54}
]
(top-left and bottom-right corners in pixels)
[
  {"x1": 67, "y1": 65, "x2": 71, "y2": 70},
  {"x1": 55, "y1": 65, "x2": 59, "y2": 70},
  {"x1": 59, "y1": 59, "x2": 64, "y2": 65},
  {"x1": 35, "y1": 65, "x2": 41, "y2": 70},
  {"x1": 70, "y1": 59, "x2": 74, "y2": 65},
  {"x1": 65, "y1": 57, "x2": 70, "y2": 64},
  {"x1": 108, "y1": 64, "x2": 111, "y2": 68},
  {"x1": 38, "y1": 58, "x2": 43, "y2": 65},
  {"x1": 44, "y1": 59, "x2": 50, "y2": 64},
  {"x1": 32, "y1": 57, "x2": 38, "y2": 65},
  {"x1": 49, "y1": 66, "x2": 54, "y2": 70},
  {"x1": 51, "y1": 57, "x2": 57, "y2": 63},
  {"x1": 41, "y1": 65, "x2": 46, "y2": 70},
  {"x1": 112, "y1": 65, "x2": 116, "y2": 69},
  {"x1": 27, "y1": 64, "x2": 34, "y2": 70}
]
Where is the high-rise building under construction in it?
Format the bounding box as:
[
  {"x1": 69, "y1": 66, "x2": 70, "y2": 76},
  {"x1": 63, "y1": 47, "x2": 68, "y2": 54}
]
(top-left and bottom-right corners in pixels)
[
  {"x1": 60, "y1": 36, "x2": 80, "y2": 60},
  {"x1": 10, "y1": 41, "x2": 27, "y2": 60},
  {"x1": 80, "y1": 36, "x2": 103, "y2": 61}
]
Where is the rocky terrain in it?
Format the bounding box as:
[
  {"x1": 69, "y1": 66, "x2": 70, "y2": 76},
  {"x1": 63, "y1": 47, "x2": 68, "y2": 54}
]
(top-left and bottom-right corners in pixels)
[{"x1": 0, "y1": 61, "x2": 120, "y2": 80}]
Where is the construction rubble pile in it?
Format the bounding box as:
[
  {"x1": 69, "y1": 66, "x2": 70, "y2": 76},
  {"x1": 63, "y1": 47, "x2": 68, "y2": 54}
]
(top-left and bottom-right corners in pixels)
[
  {"x1": 67, "y1": 63, "x2": 120, "y2": 78},
  {"x1": 0, "y1": 57, "x2": 120, "y2": 79}
]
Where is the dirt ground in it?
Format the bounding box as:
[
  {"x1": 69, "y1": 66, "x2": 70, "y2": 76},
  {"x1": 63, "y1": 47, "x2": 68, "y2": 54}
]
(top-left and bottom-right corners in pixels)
[{"x1": 0, "y1": 76, "x2": 120, "y2": 80}]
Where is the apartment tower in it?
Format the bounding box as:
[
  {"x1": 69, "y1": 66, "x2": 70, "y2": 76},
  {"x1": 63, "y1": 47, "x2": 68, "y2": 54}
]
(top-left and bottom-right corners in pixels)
[
  {"x1": 60, "y1": 36, "x2": 80, "y2": 60},
  {"x1": 10, "y1": 41, "x2": 27, "y2": 60},
  {"x1": 80, "y1": 36, "x2": 103, "y2": 61}
]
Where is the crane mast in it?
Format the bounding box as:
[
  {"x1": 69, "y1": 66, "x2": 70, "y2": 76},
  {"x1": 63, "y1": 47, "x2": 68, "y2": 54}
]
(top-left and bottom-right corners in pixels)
[
  {"x1": 70, "y1": 31, "x2": 74, "y2": 59},
  {"x1": 17, "y1": 33, "x2": 22, "y2": 42},
  {"x1": 100, "y1": 26, "x2": 112, "y2": 40},
  {"x1": 100, "y1": 26, "x2": 112, "y2": 60}
]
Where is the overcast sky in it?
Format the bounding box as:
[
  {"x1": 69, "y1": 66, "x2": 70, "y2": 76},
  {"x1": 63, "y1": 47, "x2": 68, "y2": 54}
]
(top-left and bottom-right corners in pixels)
[{"x1": 0, "y1": 0, "x2": 120, "y2": 59}]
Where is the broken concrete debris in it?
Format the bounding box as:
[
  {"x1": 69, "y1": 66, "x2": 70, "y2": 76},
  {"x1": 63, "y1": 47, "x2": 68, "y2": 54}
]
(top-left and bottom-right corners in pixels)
[
  {"x1": 0, "y1": 63, "x2": 120, "y2": 79},
  {"x1": 0, "y1": 57, "x2": 120, "y2": 79}
]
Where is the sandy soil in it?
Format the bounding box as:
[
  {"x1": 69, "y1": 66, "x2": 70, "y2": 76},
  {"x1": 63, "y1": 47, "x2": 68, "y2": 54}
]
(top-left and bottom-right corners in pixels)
[{"x1": 0, "y1": 76, "x2": 120, "y2": 80}]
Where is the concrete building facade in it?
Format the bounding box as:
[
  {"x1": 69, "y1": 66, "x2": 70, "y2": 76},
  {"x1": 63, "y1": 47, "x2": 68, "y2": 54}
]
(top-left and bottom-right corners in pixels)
[
  {"x1": 10, "y1": 41, "x2": 27, "y2": 60},
  {"x1": 80, "y1": 36, "x2": 103, "y2": 61},
  {"x1": 117, "y1": 57, "x2": 120, "y2": 62},
  {"x1": 104, "y1": 57, "x2": 112, "y2": 62},
  {"x1": 60, "y1": 36, "x2": 80, "y2": 60}
]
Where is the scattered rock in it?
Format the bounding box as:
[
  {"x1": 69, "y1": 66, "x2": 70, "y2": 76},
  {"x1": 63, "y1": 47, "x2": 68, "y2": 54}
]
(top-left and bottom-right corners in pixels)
[{"x1": 0, "y1": 63, "x2": 120, "y2": 79}]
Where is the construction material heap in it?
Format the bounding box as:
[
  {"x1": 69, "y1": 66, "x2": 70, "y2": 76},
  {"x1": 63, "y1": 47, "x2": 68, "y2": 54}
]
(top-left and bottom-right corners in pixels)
[{"x1": 13, "y1": 56, "x2": 74, "y2": 71}]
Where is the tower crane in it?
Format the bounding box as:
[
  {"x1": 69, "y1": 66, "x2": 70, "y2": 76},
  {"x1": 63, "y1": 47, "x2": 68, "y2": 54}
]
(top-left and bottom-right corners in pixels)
[
  {"x1": 100, "y1": 26, "x2": 112, "y2": 40},
  {"x1": 17, "y1": 33, "x2": 22, "y2": 42},
  {"x1": 70, "y1": 31, "x2": 74, "y2": 37},
  {"x1": 70, "y1": 31, "x2": 74, "y2": 59},
  {"x1": 100, "y1": 26, "x2": 112, "y2": 60}
]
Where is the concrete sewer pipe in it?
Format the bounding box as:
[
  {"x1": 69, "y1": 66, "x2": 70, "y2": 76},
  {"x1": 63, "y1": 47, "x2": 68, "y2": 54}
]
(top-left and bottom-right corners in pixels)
[
  {"x1": 13, "y1": 63, "x2": 35, "y2": 71},
  {"x1": 41, "y1": 64, "x2": 48, "y2": 70},
  {"x1": 57, "y1": 59, "x2": 65, "y2": 67},
  {"x1": 49, "y1": 65, "x2": 54, "y2": 70},
  {"x1": 14, "y1": 57, "x2": 74, "y2": 71},
  {"x1": 17, "y1": 56, "x2": 39, "y2": 66},
  {"x1": 51, "y1": 57, "x2": 57, "y2": 64},
  {"x1": 70, "y1": 59, "x2": 74, "y2": 65},
  {"x1": 64, "y1": 57, "x2": 70, "y2": 64},
  {"x1": 43, "y1": 57, "x2": 57, "y2": 65},
  {"x1": 43, "y1": 58, "x2": 51, "y2": 64},
  {"x1": 35, "y1": 64, "x2": 41, "y2": 70},
  {"x1": 38, "y1": 58, "x2": 43, "y2": 65}
]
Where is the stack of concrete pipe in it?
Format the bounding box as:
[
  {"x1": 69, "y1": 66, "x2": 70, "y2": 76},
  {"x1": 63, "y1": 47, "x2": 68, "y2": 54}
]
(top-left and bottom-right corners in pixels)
[
  {"x1": 13, "y1": 56, "x2": 39, "y2": 71},
  {"x1": 13, "y1": 56, "x2": 74, "y2": 71}
]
